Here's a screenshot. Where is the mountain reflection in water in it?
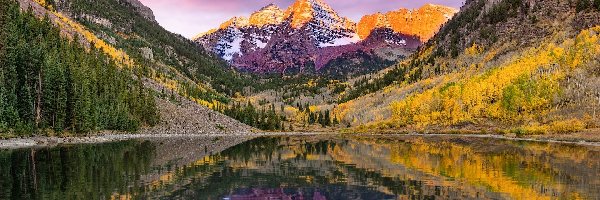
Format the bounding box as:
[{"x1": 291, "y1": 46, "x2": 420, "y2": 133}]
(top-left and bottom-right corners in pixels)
[
  {"x1": 1, "y1": 135, "x2": 599, "y2": 199},
  {"x1": 224, "y1": 188, "x2": 327, "y2": 200}
]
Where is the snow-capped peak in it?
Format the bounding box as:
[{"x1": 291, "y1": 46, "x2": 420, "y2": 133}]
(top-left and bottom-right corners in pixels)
[
  {"x1": 249, "y1": 4, "x2": 285, "y2": 27},
  {"x1": 284, "y1": 0, "x2": 355, "y2": 30},
  {"x1": 282, "y1": 0, "x2": 357, "y2": 46}
]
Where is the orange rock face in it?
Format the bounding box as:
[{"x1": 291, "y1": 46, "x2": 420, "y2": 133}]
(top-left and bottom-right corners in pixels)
[
  {"x1": 220, "y1": 17, "x2": 249, "y2": 29},
  {"x1": 249, "y1": 4, "x2": 285, "y2": 27},
  {"x1": 357, "y1": 12, "x2": 389, "y2": 40},
  {"x1": 358, "y1": 4, "x2": 458, "y2": 42},
  {"x1": 284, "y1": 0, "x2": 316, "y2": 28}
]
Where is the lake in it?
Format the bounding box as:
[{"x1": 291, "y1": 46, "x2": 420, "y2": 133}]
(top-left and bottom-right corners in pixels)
[{"x1": 1, "y1": 135, "x2": 599, "y2": 199}]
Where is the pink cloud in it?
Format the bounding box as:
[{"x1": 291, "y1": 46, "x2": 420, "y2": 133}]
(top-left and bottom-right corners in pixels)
[{"x1": 138, "y1": 0, "x2": 465, "y2": 38}]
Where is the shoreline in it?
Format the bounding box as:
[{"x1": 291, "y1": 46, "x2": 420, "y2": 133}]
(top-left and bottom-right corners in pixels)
[
  {"x1": 353, "y1": 133, "x2": 600, "y2": 147},
  {"x1": 0, "y1": 132, "x2": 334, "y2": 149},
  {"x1": 1, "y1": 131, "x2": 599, "y2": 149}
]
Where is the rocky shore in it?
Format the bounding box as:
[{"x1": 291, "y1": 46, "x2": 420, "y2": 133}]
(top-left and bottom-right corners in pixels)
[{"x1": 0, "y1": 132, "x2": 333, "y2": 149}]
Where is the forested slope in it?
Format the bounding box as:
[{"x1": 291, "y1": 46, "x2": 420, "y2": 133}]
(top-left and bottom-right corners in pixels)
[
  {"x1": 58, "y1": 0, "x2": 253, "y2": 94},
  {"x1": 0, "y1": 0, "x2": 158, "y2": 136},
  {"x1": 26, "y1": 0, "x2": 257, "y2": 107},
  {"x1": 337, "y1": 0, "x2": 600, "y2": 134},
  {"x1": 0, "y1": 0, "x2": 260, "y2": 136}
]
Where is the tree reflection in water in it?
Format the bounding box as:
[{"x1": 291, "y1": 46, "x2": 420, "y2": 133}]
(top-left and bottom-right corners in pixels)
[
  {"x1": 1, "y1": 135, "x2": 598, "y2": 200},
  {"x1": 0, "y1": 140, "x2": 156, "y2": 200}
]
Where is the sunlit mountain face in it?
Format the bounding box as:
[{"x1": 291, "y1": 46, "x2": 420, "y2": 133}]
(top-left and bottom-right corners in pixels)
[
  {"x1": 191, "y1": 0, "x2": 458, "y2": 75},
  {"x1": 357, "y1": 4, "x2": 459, "y2": 42}
]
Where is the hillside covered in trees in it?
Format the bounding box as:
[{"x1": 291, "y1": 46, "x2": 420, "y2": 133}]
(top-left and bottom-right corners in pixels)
[
  {"x1": 334, "y1": 0, "x2": 600, "y2": 135},
  {"x1": 39, "y1": 0, "x2": 252, "y2": 103},
  {"x1": 0, "y1": 0, "x2": 158, "y2": 136}
]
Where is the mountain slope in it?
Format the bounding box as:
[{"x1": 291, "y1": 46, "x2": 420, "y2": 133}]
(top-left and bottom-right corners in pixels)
[
  {"x1": 1, "y1": 0, "x2": 158, "y2": 135},
  {"x1": 195, "y1": 1, "x2": 454, "y2": 76},
  {"x1": 3, "y1": 0, "x2": 258, "y2": 135},
  {"x1": 50, "y1": 0, "x2": 253, "y2": 98},
  {"x1": 336, "y1": 0, "x2": 600, "y2": 134}
]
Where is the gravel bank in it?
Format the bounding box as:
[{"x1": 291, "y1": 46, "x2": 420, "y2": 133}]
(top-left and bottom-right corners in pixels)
[
  {"x1": 1, "y1": 131, "x2": 598, "y2": 149},
  {"x1": 0, "y1": 132, "x2": 334, "y2": 149}
]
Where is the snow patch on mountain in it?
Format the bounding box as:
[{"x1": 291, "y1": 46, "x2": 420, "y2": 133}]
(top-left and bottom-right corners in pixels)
[
  {"x1": 255, "y1": 37, "x2": 269, "y2": 48},
  {"x1": 213, "y1": 28, "x2": 244, "y2": 61},
  {"x1": 287, "y1": 0, "x2": 356, "y2": 46},
  {"x1": 221, "y1": 39, "x2": 242, "y2": 61},
  {"x1": 385, "y1": 38, "x2": 407, "y2": 46},
  {"x1": 319, "y1": 33, "x2": 360, "y2": 47}
]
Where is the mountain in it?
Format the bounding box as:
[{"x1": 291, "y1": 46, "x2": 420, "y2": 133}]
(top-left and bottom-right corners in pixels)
[
  {"x1": 194, "y1": 0, "x2": 360, "y2": 67},
  {"x1": 2, "y1": 0, "x2": 262, "y2": 135},
  {"x1": 121, "y1": 0, "x2": 157, "y2": 22},
  {"x1": 335, "y1": 0, "x2": 600, "y2": 134},
  {"x1": 357, "y1": 4, "x2": 459, "y2": 42},
  {"x1": 194, "y1": 0, "x2": 456, "y2": 75}
]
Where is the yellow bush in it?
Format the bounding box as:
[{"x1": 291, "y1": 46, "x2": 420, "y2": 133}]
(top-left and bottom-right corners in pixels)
[
  {"x1": 549, "y1": 119, "x2": 586, "y2": 134},
  {"x1": 520, "y1": 124, "x2": 549, "y2": 135},
  {"x1": 518, "y1": 119, "x2": 585, "y2": 135}
]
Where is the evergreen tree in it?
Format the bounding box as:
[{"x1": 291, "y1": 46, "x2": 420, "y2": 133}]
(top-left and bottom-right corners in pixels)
[
  {"x1": 578, "y1": 0, "x2": 591, "y2": 12},
  {"x1": 309, "y1": 112, "x2": 316, "y2": 124},
  {"x1": 324, "y1": 110, "x2": 331, "y2": 127},
  {"x1": 317, "y1": 112, "x2": 324, "y2": 127},
  {"x1": 594, "y1": 0, "x2": 600, "y2": 10},
  {"x1": 333, "y1": 115, "x2": 339, "y2": 125}
]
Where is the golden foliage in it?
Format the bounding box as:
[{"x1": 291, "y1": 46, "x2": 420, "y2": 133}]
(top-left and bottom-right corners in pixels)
[
  {"x1": 54, "y1": 13, "x2": 134, "y2": 68},
  {"x1": 308, "y1": 105, "x2": 318, "y2": 113},
  {"x1": 520, "y1": 119, "x2": 586, "y2": 135},
  {"x1": 33, "y1": 0, "x2": 135, "y2": 68},
  {"x1": 465, "y1": 43, "x2": 484, "y2": 56},
  {"x1": 390, "y1": 27, "x2": 600, "y2": 130}
]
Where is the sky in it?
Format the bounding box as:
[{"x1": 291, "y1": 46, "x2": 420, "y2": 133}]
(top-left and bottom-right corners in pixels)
[{"x1": 138, "y1": 0, "x2": 466, "y2": 38}]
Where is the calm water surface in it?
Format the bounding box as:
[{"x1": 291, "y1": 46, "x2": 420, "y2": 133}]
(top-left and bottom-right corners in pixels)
[{"x1": 1, "y1": 135, "x2": 599, "y2": 199}]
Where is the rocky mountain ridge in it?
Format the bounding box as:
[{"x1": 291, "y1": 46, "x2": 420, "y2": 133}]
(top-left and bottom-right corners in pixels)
[
  {"x1": 357, "y1": 4, "x2": 458, "y2": 41},
  {"x1": 194, "y1": 0, "x2": 456, "y2": 75},
  {"x1": 120, "y1": 0, "x2": 156, "y2": 22}
]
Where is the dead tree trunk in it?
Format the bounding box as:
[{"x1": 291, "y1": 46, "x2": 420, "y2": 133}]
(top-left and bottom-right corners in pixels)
[{"x1": 35, "y1": 71, "x2": 42, "y2": 128}]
